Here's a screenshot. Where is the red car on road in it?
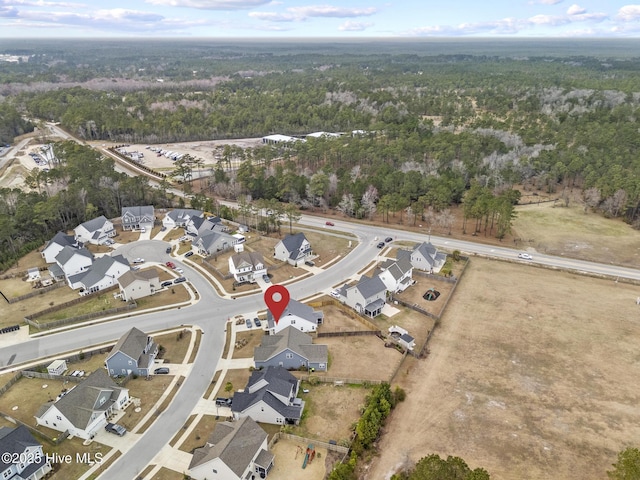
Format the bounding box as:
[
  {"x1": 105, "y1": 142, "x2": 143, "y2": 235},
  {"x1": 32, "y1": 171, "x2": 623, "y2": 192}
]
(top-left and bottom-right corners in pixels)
[
  {"x1": 325, "y1": 221, "x2": 334, "y2": 226},
  {"x1": 166, "y1": 261, "x2": 176, "y2": 269}
]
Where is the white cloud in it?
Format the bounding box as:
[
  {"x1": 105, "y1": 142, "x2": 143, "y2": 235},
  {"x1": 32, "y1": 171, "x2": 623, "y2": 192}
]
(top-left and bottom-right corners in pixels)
[
  {"x1": 338, "y1": 20, "x2": 372, "y2": 31},
  {"x1": 529, "y1": 0, "x2": 563, "y2": 4},
  {"x1": 566, "y1": 4, "x2": 586, "y2": 15},
  {"x1": 250, "y1": 4, "x2": 377, "y2": 23},
  {"x1": 528, "y1": 14, "x2": 569, "y2": 26},
  {"x1": 617, "y1": 5, "x2": 640, "y2": 21},
  {"x1": 248, "y1": 10, "x2": 296, "y2": 22},
  {"x1": 144, "y1": 0, "x2": 270, "y2": 10},
  {"x1": 0, "y1": 0, "x2": 84, "y2": 6}
]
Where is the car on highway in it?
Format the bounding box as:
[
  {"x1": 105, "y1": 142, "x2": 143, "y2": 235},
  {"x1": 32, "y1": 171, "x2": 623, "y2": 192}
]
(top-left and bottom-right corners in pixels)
[
  {"x1": 161, "y1": 281, "x2": 173, "y2": 288},
  {"x1": 184, "y1": 251, "x2": 194, "y2": 257},
  {"x1": 254, "y1": 317, "x2": 262, "y2": 327},
  {"x1": 174, "y1": 277, "x2": 187, "y2": 284},
  {"x1": 154, "y1": 367, "x2": 170, "y2": 374},
  {"x1": 105, "y1": 423, "x2": 127, "y2": 436},
  {"x1": 245, "y1": 318, "x2": 252, "y2": 329},
  {"x1": 376, "y1": 242, "x2": 385, "y2": 248},
  {"x1": 166, "y1": 261, "x2": 176, "y2": 269},
  {"x1": 518, "y1": 253, "x2": 533, "y2": 260},
  {"x1": 325, "y1": 221, "x2": 334, "y2": 226}
]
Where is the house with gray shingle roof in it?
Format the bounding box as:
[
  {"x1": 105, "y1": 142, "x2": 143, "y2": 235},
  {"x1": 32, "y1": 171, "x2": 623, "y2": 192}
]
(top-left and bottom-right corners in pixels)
[
  {"x1": 343, "y1": 274, "x2": 387, "y2": 317},
  {"x1": 267, "y1": 298, "x2": 324, "y2": 335},
  {"x1": 55, "y1": 245, "x2": 93, "y2": 279},
  {"x1": 397, "y1": 241, "x2": 446, "y2": 273},
  {"x1": 118, "y1": 268, "x2": 159, "y2": 301},
  {"x1": 105, "y1": 327, "x2": 158, "y2": 377},
  {"x1": 35, "y1": 369, "x2": 129, "y2": 440},
  {"x1": 121, "y1": 205, "x2": 155, "y2": 231},
  {"x1": 0, "y1": 425, "x2": 51, "y2": 480},
  {"x1": 69, "y1": 254, "x2": 130, "y2": 293},
  {"x1": 188, "y1": 416, "x2": 274, "y2": 480},
  {"x1": 228, "y1": 251, "x2": 266, "y2": 284},
  {"x1": 186, "y1": 216, "x2": 229, "y2": 237},
  {"x1": 255, "y1": 326, "x2": 328, "y2": 371},
  {"x1": 74, "y1": 215, "x2": 115, "y2": 245},
  {"x1": 162, "y1": 208, "x2": 203, "y2": 229},
  {"x1": 274, "y1": 232, "x2": 312, "y2": 266},
  {"x1": 231, "y1": 366, "x2": 304, "y2": 426},
  {"x1": 194, "y1": 231, "x2": 238, "y2": 256},
  {"x1": 378, "y1": 256, "x2": 414, "y2": 293},
  {"x1": 42, "y1": 231, "x2": 80, "y2": 263}
]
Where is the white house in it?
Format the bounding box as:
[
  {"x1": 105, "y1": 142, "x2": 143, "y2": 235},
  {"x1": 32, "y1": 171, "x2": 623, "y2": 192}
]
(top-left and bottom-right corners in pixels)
[
  {"x1": 68, "y1": 254, "x2": 130, "y2": 294},
  {"x1": 121, "y1": 205, "x2": 155, "y2": 231},
  {"x1": 188, "y1": 417, "x2": 274, "y2": 480},
  {"x1": 377, "y1": 256, "x2": 414, "y2": 293},
  {"x1": 162, "y1": 209, "x2": 203, "y2": 229},
  {"x1": 74, "y1": 215, "x2": 116, "y2": 245},
  {"x1": 47, "y1": 359, "x2": 67, "y2": 376},
  {"x1": 228, "y1": 252, "x2": 266, "y2": 284},
  {"x1": 398, "y1": 241, "x2": 447, "y2": 273},
  {"x1": 194, "y1": 231, "x2": 238, "y2": 256},
  {"x1": 231, "y1": 366, "x2": 304, "y2": 426},
  {"x1": 118, "y1": 268, "x2": 159, "y2": 301},
  {"x1": 41, "y1": 231, "x2": 79, "y2": 263},
  {"x1": 274, "y1": 232, "x2": 312, "y2": 266},
  {"x1": 185, "y1": 216, "x2": 228, "y2": 237},
  {"x1": 0, "y1": 425, "x2": 51, "y2": 480},
  {"x1": 340, "y1": 275, "x2": 387, "y2": 318},
  {"x1": 267, "y1": 298, "x2": 324, "y2": 335},
  {"x1": 35, "y1": 369, "x2": 129, "y2": 440},
  {"x1": 55, "y1": 246, "x2": 93, "y2": 278}
]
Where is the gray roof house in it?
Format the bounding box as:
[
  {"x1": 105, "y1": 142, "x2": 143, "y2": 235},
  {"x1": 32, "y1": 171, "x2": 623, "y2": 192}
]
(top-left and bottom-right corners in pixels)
[
  {"x1": 74, "y1": 215, "x2": 116, "y2": 245},
  {"x1": 0, "y1": 425, "x2": 52, "y2": 480},
  {"x1": 42, "y1": 231, "x2": 79, "y2": 264},
  {"x1": 343, "y1": 275, "x2": 387, "y2": 317},
  {"x1": 377, "y1": 256, "x2": 414, "y2": 293},
  {"x1": 267, "y1": 298, "x2": 324, "y2": 335},
  {"x1": 194, "y1": 231, "x2": 238, "y2": 256},
  {"x1": 69, "y1": 254, "x2": 130, "y2": 294},
  {"x1": 188, "y1": 416, "x2": 274, "y2": 480},
  {"x1": 118, "y1": 268, "x2": 159, "y2": 301},
  {"x1": 255, "y1": 326, "x2": 328, "y2": 371},
  {"x1": 105, "y1": 327, "x2": 158, "y2": 377},
  {"x1": 35, "y1": 369, "x2": 130, "y2": 440},
  {"x1": 55, "y1": 245, "x2": 93, "y2": 278},
  {"x1": 162, "y1": 208, "x2": 203, "y2": 229},
  {"x1": 273, "y1": 232, "x2": 312, "y2": 266},
  {"x1": 398, "y1": 241, "x2": 447, "y2": 273},
  {"x1": 231, "y1": 366, "x2": 304, "y2": 426},
  {"x1": 228, "y1": 251, "x2": 266, "y2": 284},
  {"x1": 121, "y1": 205, "x2": 155, "y2": 231},
  {"x1": 186, "y1": 216, "x2": 229, "y2": 237}
]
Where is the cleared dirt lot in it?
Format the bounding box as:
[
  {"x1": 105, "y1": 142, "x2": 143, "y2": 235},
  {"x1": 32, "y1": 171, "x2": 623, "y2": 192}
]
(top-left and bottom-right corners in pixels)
[{"x1": 365, "y1": 258, "x2": 640, "y2": 480}]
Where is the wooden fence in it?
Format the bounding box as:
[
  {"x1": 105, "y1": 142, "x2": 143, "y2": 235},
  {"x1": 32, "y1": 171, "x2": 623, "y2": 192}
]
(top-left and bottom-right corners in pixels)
[
  {"x1": 269, "y1": 432, "x2": 350, "y2": 455},
  {"x1": 0, "y1": 411, "x2": 69, "y2": 445},
  {"x1": 7, "y1": 281, "x2": 65, "y2": 304},
  {"x1": 317, "y1": 330, "x2": 379, "y2": 338},
  {"x1": 25, "y1": 301, "x2": 136, "y2": 331}
]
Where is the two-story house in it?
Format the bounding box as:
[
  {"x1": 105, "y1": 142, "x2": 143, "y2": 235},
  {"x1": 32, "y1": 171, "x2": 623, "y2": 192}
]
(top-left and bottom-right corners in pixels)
[
  {"x1": 74, "y1": 215, "x2": 116, "y2": 245},
  {"x1": 117, "y1": 269, "x2": 159, "y2": 301},
  {"x1": 397, "y1": 241, "x2": 447, "y2": 273},
  {"x1": 105, "y1": 327, "x2": 158, "y2": 377},
  {"x1": 162, "y1": 209, "x2": 203, "y2": 229},
  {"x1": 41, "y1": 231, "x2": 80, "y2": 264},
  {"x1": 54, "y1": 246, "x2": 94, "y2": 286},
  {"x1": 121, "y1": 205, "x2": 155, "y2": 231},
  {"x1": 69, "y1": 254, "x2": 130, "y2": 294},
  {"x1": 194, "y1": 231, "x2": 238, "y2": 256},
  {"x1": 254, "y1": 326, "x2": 328, "y2": 371},
  {"x1": 341, "y1": 274, "x2": 387, "y2": 318},
  {"x1": 231, "y1": 366, "x2": 304, "y2": 426},
  {"x1": 0, "y1": 425, "x2": 51, "y2": 480},
  {"x1": 377, "y1": 256, "x2": 414, "y2": 294},
  {"x1": 273, "y1": 232, "x2": 312, "y2": 266},
  {"x1": 267, "y1": 299, "x2": 324, "y2": 335},
  {"x1": 228, "y1": 252, "x2": 266, "y2": 284},
  {"x1": 35, "y1": 369, "x2": 129, "y2": 440}
]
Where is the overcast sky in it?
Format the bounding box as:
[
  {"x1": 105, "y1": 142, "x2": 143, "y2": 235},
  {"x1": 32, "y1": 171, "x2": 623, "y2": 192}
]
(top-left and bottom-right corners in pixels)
[{"x1": 0, "y1": 0, "x2": 639, "y2": 38}]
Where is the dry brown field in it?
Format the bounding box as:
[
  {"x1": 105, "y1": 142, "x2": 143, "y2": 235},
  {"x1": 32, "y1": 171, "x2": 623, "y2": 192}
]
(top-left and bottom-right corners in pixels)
[{"x1": 365, "y1": 258, "x2": 640, "y2": 480}]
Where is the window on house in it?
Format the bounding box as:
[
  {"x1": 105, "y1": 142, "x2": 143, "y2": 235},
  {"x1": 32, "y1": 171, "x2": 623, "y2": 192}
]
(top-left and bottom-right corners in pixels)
[
  {"x1": 286, "y1": 353, "x2": 293, "y2": 359},
  {"x1": 56, "y1": 416, "x2": 62, "y2": 421}
]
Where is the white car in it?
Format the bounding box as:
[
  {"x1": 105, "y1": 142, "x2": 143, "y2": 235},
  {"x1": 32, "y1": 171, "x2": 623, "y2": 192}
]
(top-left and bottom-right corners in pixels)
[
  {"x1": 176, "y1": 268, "x2": 184, "y2": 274},
  {"x1": 518, "y1": 253, "x2": 533, "y2": 260},
  {"x1": 133, "y1": 258, "x2": 145, "y2": 264},
  {"x1": 330, "y1": 290, "x2": 341, "y2": 298}
]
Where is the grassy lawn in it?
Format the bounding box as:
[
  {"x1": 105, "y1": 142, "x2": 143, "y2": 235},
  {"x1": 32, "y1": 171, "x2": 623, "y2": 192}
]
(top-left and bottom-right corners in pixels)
[
  {"x1": 217, "y1": 368, "x2": 252, "y2": 400},
  {"x1": 188, "y1": 330, "x2": 202, "y2": 363},
  {"x1": 163, "y1": 228, "x2": 184, "y2": 242},
  {"x1": 136, "y1": 376, "x2": 185, "y2": 434},
  {"x1": 299, "y1": 230, "x2": 352, "y2": 266},
  {"x1": 0, "y1": 376, "x2": 69, "y2": 426},
  {"x1": 148, "y1": 467, "x2": 185, "y2": 480},
  {"x1": 118, "y1": 376, "x2": 175, "y2": 431},
  {"x1": 176, "y1": 242, "x2": 192, "y2": 255},
  {"x1": 169, "y1": 414, "x2": 197, "y2": 447},
  {"x1": 0, "y1": 247, "x2": 48, "y2": 277},
  {"x1": 0, "y1": 285, "x2": 79, "y2": 329},
  {"x1": 155, "y1": 329, "x2": 192, "y2": 364},
  {"x1": 232, "y1": 329, "x2": 266, "y2": 359},
  {"x1": 83, "y1": 450, "x2": 121, "y2": 480},
  {"x1": 46, "y1": 435, "x2": 112, "y2": 480},
  {"x1": 178, "y1": 414, "x2": 219, "y2": 454}
]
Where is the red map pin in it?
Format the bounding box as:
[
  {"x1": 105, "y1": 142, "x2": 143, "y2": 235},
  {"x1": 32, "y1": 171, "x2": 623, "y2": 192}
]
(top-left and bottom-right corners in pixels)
[{"x1": 264, "y1": 284, "x2": 290, "y2": 325}]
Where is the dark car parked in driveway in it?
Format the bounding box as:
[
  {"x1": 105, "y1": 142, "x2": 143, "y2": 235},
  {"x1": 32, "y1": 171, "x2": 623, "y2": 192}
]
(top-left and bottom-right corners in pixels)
[
  {"x1": 174, "y1": 277, "x2": 187, "y2": 284},
  {"x1": 161, "y1": 280, "x2": 173, "y2": 288},
  {"x1": 254, "y1": 317, "x2": 262, "y2": 327},
  {"x1": 154, "y1": 367, "x2": 170, "y2": 374},
  {"x1": 105, "y1": 423, "x2": 126, "y2": 436},
  {"x1": 184, "y1": 251, "x2": 194, "y2": 257},
  {"x1": 216, "y1": 397, "x2": 232, "y2": 406}
]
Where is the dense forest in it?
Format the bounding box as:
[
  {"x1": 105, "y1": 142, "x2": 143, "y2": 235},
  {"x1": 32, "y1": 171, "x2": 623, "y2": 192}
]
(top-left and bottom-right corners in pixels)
[{"x1": 1, "y1": 39, "x2": 640, "y2": 269}]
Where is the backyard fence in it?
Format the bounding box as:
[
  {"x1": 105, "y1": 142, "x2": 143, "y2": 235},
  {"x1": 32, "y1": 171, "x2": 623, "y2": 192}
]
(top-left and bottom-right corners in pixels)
[
  {"x1": 269, "y1": 432, "x2": 350, "y2": 455},
  {"x1": 0, "y1": 411, "x2": 69, "y2": 445},
  {"x1": 7, "y1": 281, "x2": 65, "y2": 304}
]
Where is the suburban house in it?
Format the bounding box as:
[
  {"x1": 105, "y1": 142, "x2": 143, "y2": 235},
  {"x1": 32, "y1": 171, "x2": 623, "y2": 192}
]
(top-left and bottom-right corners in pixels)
[
  {"x1": 397, "y1": 241, "x2": 447, "y2": 273},
  {"x1": 74, "y1": 215, "x2": 116, "y2": 245},
  {"x1": 194, "y1": 231, "x2": 238, "y2": 256},
  {"x1": 41, "y1": 231, "x2": 80, "y2": 263},
  {"x1": 35, "y1": 369, "x2": 130, "y2": 440},
  {"x1": 47, "y1": 359, "x2": 67, "y2": 376},
  {"x1": 377, "y1": 256, "x2": 414, "y2": 294},
  {"x1": 341, "y1": 275, "x2": 387, "y2": 318},
  {"x1": 188, "y1": 416, "x2": 274, "y2": 480},
  {"x1": 228, "y1": 252, "x2": 266, "y2": 284},
  {"x1": 105, "y1": 327, "x2": 158, "y2": 377},
  {"x1": 68, "y1": 254, "x2": 130, "y2": 293},
  {"x1": 185, "y1": 216, "x2": 229, "y2": 237},
  {"x1": 231, "y1": 366, "x2": 304, "y2": 426},
  {"x1": 54, "y1": 246, "x2": 93, "y2": 278},
  {"x1": 118, "y1": 268, "x2": 159, "y2": 301},
  {"x1": 267, "y1": 298, "x2": 324, "y2": 335},
  {"x1": 162, "y1": 208, "x2": 203, "y2": 229},
  {"x1": 254, "y1": 326, "x2": 328, "y2": 371},
  {"x1": 121, "y1": 205, "x2": 155, "y2": 231},
  {"x1": 273, "y1": 232, "x2": 312, "y2": 266},
  {"x1": 0, "y1": 425, "x2": 52, "y2": 480}
]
